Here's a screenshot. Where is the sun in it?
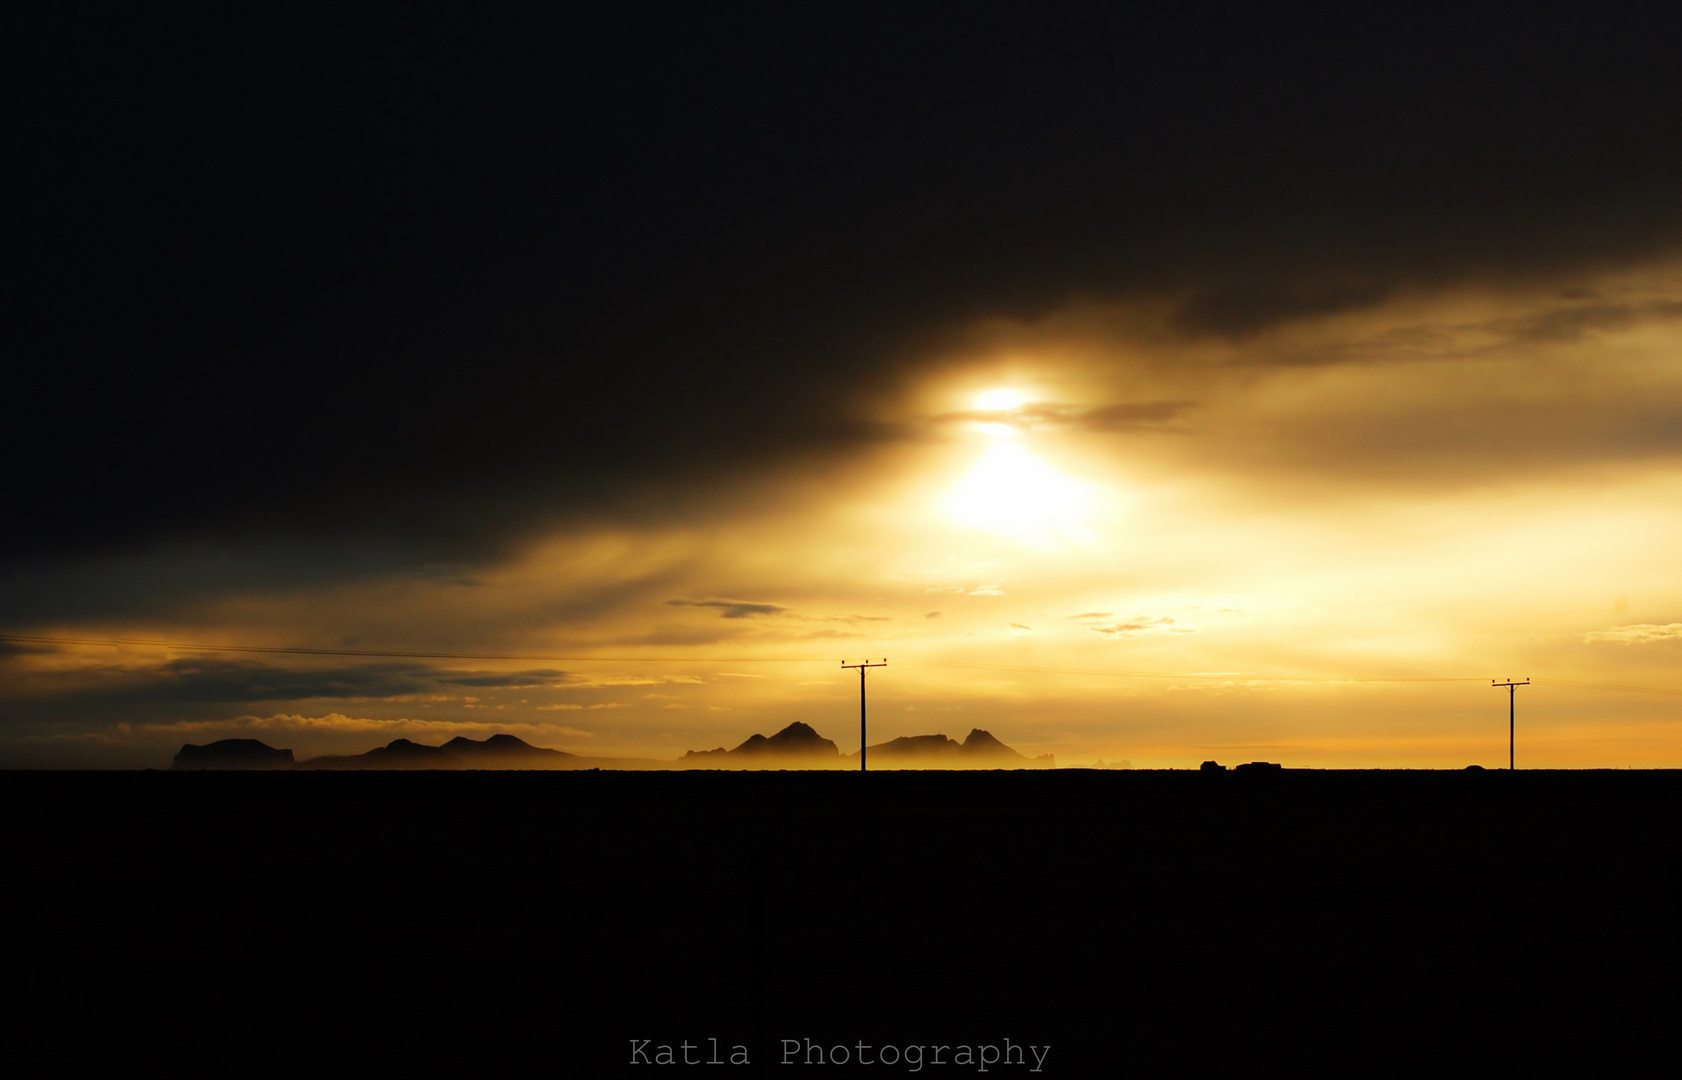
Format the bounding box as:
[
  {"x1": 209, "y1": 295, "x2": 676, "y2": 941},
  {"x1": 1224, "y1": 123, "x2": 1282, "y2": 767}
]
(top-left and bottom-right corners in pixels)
[
  {"x1": 943, "y1": 390, "x2": 1093, "y2": 542},
  {"x1": 970, "y1": 388, "x2": 1030, "y2": 438},
  {"x1": 973, "y1": 388, "x2": 1027, "y2": 411},
  {"x1": 945, "y1": 441, "x2": 1090, "y2": 536}
]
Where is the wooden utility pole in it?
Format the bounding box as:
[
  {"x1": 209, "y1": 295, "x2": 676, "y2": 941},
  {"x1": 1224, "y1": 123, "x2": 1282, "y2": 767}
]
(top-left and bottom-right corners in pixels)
[
  {"x1": 1492, "y1": 678, "x2": 1529, "y2": 770},
  {"x1": 842, "y1": 659, "x2": 887, "y2": 772}
]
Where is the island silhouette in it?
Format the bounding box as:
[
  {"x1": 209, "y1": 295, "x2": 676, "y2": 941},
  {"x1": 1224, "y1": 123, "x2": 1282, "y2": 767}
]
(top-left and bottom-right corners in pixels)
[{"x1": 171, "y1": 722, "x2": 1055, "y2": 770}]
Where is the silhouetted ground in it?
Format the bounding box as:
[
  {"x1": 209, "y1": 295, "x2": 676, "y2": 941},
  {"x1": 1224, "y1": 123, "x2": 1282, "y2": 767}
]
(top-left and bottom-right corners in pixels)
[{"x1": 6, "y1": 770, "x2": 1677, "y2": 1075}]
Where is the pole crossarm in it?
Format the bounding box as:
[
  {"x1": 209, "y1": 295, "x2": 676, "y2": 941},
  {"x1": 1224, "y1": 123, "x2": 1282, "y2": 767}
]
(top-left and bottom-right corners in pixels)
[
  {"x1": 1491, "y1": 678, "x2": 1529, "y2": 770},
  {"x1": 842, "y1": 659, "x2": 888, "y2": 773}
]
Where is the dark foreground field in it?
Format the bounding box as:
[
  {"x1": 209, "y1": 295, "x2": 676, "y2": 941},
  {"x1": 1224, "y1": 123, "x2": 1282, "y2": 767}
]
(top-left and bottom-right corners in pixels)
[{"x1": 7, "y1": 769, "x2": 1678, "y2": 1075}]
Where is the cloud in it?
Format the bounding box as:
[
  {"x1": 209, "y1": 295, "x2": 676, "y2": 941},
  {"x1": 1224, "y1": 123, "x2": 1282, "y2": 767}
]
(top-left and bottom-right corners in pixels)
[
  {"x1": 1484, "y1": 300, "x2": 1682, "y2": 347},
  {"x1": 616, "y1": 627, "x2": 744, "y2": 647},
  {"x1": 1172, "y1": 281, "x2": 1394, "y2": 338},
  {"x1": 669, "y1": 603, "x2": 890, "y2": 625},
  {"x1": 1236, "y1": 293, "x2": 1682, "y2": 369},
  {"x1": 1090, "y1": 617, "x2": 1194, "y2": 638},
  {"x1": 666, "y1": 598, "x2": 789, "y2": 619},
  {"x1": 931, "y1": 400, "x2": 1195, "y2": 434},
  {"x1": 566, "y1": 674, "x2": 706, "y2": 688},
  {"x1": 1583, "y1": 623, "x2": 1682, "y2": 644},
  {"x1": 168, "y1": 713, "x2": 592, "y2": 742},
  {"x1": 9, "y1": 656, "x2": 703, "y2": 713},
  {"x1": 1078, "y1": 401, "x2": 1198, "y2": 432},
  {"x1": 0, "y1": 638, "x2": 57, "y2": 658},
  {"x1": 435, "y1": 668, "x2": 572, "y2": 688},
  {"x1": 113, "y1": 660, "x2": 441, "y2": 704},
  {"x1": 12, "y1": 7, "x2": 1682, "y2": 584},
  {"x1": 924, "y1": 611, "x2": 941, "y2": 619}
]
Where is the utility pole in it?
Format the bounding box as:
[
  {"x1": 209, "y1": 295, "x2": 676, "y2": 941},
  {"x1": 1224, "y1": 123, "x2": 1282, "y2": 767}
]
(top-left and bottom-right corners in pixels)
[
  {"x1": 1492, "y1": 678, "x2": 1529, "y2": 770},
  {"x1": 842, "y1": 659, "x2": 887, "y2": 772}
]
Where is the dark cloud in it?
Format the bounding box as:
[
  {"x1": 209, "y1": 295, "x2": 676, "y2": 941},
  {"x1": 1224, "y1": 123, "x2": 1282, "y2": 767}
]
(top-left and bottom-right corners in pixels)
[
  {"x1": 0, "y1": 638, "x2": 58, "y2": 658},
  {"x1": 1079, "y1": 402, "x2": 1200, "y2": 432},
  {"x1": 1222, "y1": 295, "x2": 1682, "y2": 371},
  {"x1": 14, "y1": 659, "x2": 582, "y2": 712},
  {"x1": 666, "y1": 599, "x2": 789, "y2": 619},
  {"x1": 1480, "y1": 300, "x2": 1682, "y2": 347},
  {"x1": 435, "y1": 669, "x2": 572, "y2": 689},
  {"x1": 0, "y1": 540, "x2": 686, "y2": 634},
  {"x1": 9, "y1": 5, "x2": 1682, "y2": 571},
  {"x1": 1173, "y1": 282, "x2": 1395, "y2": 339},
  {"x1": 934, "y1": 401, "x2": 1196, "y2": 433},
  {"x1": 64, "y1": 660, "x2": 441, "y2": 706},
  {"x1": 0, "y1": 542, "x2": 465, "y2": 628}
]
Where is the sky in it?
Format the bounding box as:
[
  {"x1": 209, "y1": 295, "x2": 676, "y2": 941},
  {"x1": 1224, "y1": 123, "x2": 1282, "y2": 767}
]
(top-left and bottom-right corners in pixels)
[{"x1": 6, "y1": 4, "x2": 1682, "y2": 768}]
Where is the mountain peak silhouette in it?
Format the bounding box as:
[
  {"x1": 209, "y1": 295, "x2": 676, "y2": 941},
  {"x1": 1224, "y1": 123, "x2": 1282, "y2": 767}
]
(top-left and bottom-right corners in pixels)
[
  {"x1": 442, "y1": 733, "x2": 559, "y2": 756},
  {"x1": 176, "y1": 732, "x2": 645, "y2": 770},
  {"x1": 172, "y1": 738, "x2": 294, "y2": 770},
  {"x1": 960, "y1": 729, "x2": 1011, "y2": 754},
  {"x1": 866, "y1": 734, "x2": 962, "y2": 757},
  {"x1": 753, "y1": 721, "x2": 835, "y2": 754},
  {"x1": 683, "y1": 721, "x2": 841, "y2": 766},
  {"x1": 854, "y1": 728, "x2": 1054, "y2": 769}
]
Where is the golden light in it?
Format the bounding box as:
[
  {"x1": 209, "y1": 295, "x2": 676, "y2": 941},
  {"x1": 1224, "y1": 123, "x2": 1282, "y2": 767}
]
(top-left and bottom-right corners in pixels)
[
  {"x1": 973, "y1": 388, "x2": 1027, "y2": 411},
  {"x1": 944, "y1": 432, "x2": 1093, "y2": 542},
  {"x1": 971, "y1": 387, "x2": 1029, "y2": 438}
]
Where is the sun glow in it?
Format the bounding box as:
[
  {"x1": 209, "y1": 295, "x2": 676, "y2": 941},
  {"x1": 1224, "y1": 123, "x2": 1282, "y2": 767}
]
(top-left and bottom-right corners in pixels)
[
  {"x1": 944, "y1": 438, "x2": 1092, "y2": 541},
  {"x1": 973, "y1": 388, "x2": 1027, "y2": 411},
  {"x1": 971, "y1": 388, "x2": 1030, "y2": 438}
]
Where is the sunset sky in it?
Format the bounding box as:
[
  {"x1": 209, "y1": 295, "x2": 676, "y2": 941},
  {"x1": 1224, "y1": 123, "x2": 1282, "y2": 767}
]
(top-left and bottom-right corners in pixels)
[{"x1": 7, "y1": 5, "x2": 1682, "y2": 768}]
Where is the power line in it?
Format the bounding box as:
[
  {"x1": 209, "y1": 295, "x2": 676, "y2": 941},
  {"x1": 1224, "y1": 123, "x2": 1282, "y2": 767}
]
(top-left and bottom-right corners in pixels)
[
  {"x1": 841, "y1": 659, "x2": 887, "y2": 772},
  {"x1": 1493, "y1": 678, "x2": 1529, "y2": 770}
]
